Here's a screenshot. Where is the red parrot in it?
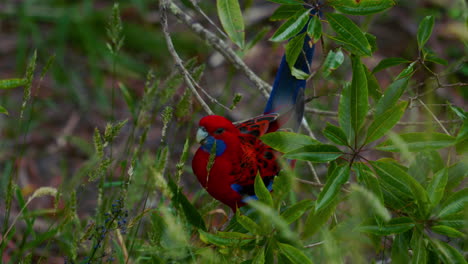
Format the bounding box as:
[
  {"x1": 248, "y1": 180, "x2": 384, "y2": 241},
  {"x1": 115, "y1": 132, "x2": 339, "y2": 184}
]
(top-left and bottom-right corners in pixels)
[{"x1": 192, "y1": 10, "x2": 317, "y2": 211}]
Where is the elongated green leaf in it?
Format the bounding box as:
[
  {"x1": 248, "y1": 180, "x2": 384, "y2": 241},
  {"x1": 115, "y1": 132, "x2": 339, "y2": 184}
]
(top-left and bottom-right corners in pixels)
[
  {"x1": 437, "y1": 214, "x2": 466, "y2": 229},
  {"x1": 278, "y1": 243, "x2": 314, "y2": 264},
  {"x1": 286, "y1": 33, "x2": 307, "y2": 70},
  {"x1": 168, "y1": 179, "x2": 206, "y2": 231},
  {"x1": 430, "y1": 239, "x2": 466, "y2": 264},
  {"x1": 350, "y1": 56, "x2": 368, "y2": 133},
  {"x1": 391, "y1": 233, "x2": 411, "y2": 263},
  {"x1": 371, "y1": 160, "x2": 430, "y2": 216},
  {"x1": 354, "y1": 163, "x2": 384, "y2": 203},
  {"x1": 252, "y1": 247, "x2": 265, "y2": 264},
  {"x1": 236, "y1": 211, "x2": 265, "y2": 235},
  {"x1": 316, "y1": 166, "x2": 350, "y2": 212},
  {"x1": 366, "y1": 101, "x2": 407, "y2": 144},
  {"x1": 272, "y1": 171, "x2": 293, "y2": 205},
  {"x1": 217, "y1": 0, "x2": 245, "y2": 48},
  {"x1": 268, "y1": 0, "x2": 304, "y2": 5},
  {"x1": 426, "y1": 168, "x2": 448, "y2": 208},
  {"x1": 323, "y1": 123, "x2": 348, "y2": 146},
  {"x1": 376, "y1": 133, "x2": 456, "y2": 152},
  {"x1": 270, "y1": 5, "x2": 303, "y2": 21},
  {"x1": 255, "y1": 174, "x2": 274, "y2": 207},
  {"x1": 395, "y1": 61, "x2": 416, "y2": 80},
  {"x1": 411, "y1": 230, "x2": 427, "y2": 264},
  {"x1": 327, "y1": 13, "x2": 372, "y2": 56},
  {"x1": 375, "y1": 76, "x2": 410, "y2": 116},
  {"x1": 307, "y1": 14, "x2": 321, "y2": 43},
  {"x1": 270, "y1": 9, "x2": 310, "y2": 42},
  {"x1": 322, "y1": 48, "x2": 345, "y2": 77},
  {"x1": 417, "y1": 16, "x2": 435, "y2": 50},
  {"x1": 199, "y1": 230, "x2": 254, "y2": 247},
  {"x1": 0, "y1": 78, "x2": 28, "y2": 90},
  {"x1": 431, "y1": 225, "x2": 465, "y2": 238},
  {"x1": 284, "y1": 144, "x2": 343, "y2": 162},
  {"x1": 437, "y1": 188, "x2": 468, "y2": 218},
  {"x1": 281, "y1": 199, "x2": 314, "y2": 224},
  {"x1": 359, "y1": 217, "x2": 415, "y2": 235},
  {"x1": 328, "y1": 0, "x2": 395, "y2": 15},
  {"x1": 455, "y1": 119, "x2": 468, "y2": 154},
  {"x1": 0, "y1": 105, "x2": 8, "y2": 115},
  {"x1": 303, "y1": 197, "x2": 337, "y2": 238},
  {"x1": 261, "y1": 131, "x2": 319, "y2": 153},
  {"x1": 372, "y1": 57, "x2": 411, "y2": 73},
  {"x1": 365, "y1": 65, "x2": 382, "y2": 100},
  {"x1": 339, "y1": 83, "x2": 353, "y2": 141}
]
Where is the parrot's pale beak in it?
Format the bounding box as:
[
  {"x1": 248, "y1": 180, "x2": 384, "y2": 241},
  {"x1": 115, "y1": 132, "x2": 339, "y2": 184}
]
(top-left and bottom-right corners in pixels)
[{"x1": 196, "y1": 127, "x2": 208, "y2": 144}]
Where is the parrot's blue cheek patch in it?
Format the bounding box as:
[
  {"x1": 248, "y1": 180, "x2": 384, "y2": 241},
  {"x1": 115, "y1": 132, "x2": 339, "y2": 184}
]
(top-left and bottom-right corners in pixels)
[{"x1": 201, "y1": 136, "x2": 227, "y2": 156}]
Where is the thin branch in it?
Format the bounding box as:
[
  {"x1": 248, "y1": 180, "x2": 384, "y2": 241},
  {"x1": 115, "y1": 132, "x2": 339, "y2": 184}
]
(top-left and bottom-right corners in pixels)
[
  {"x1": 306, "y1": 107, "x2": 338, "y2": 116},
  {"x1": 417, "y1": 98, "x2": 451, "y2": 135},
  {"x1": 296, "y1": 178, "x2": 323, "y2": 187},
  {"x1": 304, "y1": 241, "x2": 325, "y2": 248},
  {"x1": 396, "y1": 119, "x2": 462, "y2": 126},
  {"x1": 160, "y1": 0, "x2": 214, "y2": 115},
  {"x1": 166, "y1": 1, "x2": 271, "y2": 98},
  {"x1": 189, "y1": 0, "x2": 228, "y2": 39}
]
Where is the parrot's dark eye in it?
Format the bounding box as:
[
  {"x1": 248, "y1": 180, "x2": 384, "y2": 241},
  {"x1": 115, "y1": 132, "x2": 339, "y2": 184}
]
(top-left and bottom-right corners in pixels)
[{"x1": 214, "y1": 128, "x2": 225, "y2": 134}]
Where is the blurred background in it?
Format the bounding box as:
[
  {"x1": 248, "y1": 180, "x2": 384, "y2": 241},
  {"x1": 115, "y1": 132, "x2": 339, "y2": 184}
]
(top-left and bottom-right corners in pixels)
[{"x1": 0, "y1": 0, "x2": 466, "y2": 262}]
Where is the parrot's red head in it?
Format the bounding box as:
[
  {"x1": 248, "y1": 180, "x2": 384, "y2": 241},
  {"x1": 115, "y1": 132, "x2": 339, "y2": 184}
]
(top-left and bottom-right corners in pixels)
[{"x1": 196, "y1": 115, "x2": 238, "y2": 144}]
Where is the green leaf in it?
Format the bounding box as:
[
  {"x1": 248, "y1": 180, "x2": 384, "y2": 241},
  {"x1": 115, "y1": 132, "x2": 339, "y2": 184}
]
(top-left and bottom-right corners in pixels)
[
  {"x1": 437, "y1": 188, "x2": 468, "y2": 218},
  {"x1": 272, "y1": 171, "x2": 293, "y2": 205},
  {"x1": 327, "y1": 0, "x2": 395, "y2": 15},
  {"x1": 290, "y1": 67, "x2": 310, "y2": 80},
  {"x1": 255, "y1": 174, "x2": 274, "y2": 207},
  {"x1": 277, "y1": 243, "x2": 314, "y2": 264},
  {"x1": 0, "y1": 105, "x2": 8, "y2": 115},
  {"x1": 430, "y1": 239, "x2": 466, "y2": 264},
  {"x1": 339, "y1": 83, "x2": 354, "y2": 141},
  {"x1": 417, "y1": 16, "x2": 435, "y2": 50},
  {"x1": 365, "y1": 65, "x2": 382, "y2": 101},
  {"x1": 284, "y1": 144, "x2": 343, "y2": 163},
  {"x1": 327, "y1": 13, "x2": 372, "y2": 56},
  {"x1": 354, "y1": 163, "x2": 384, "y2": 204},
  {"x1": 437, "y1": 214, "x2": 466, "y2": 229},
  {"x1": 431, "y1": 225, "x2": 465, "y2": 238},
  {"x1": 281, "y1": 199, "x2": 314, "y2": 224},
  {"x1": 411, "y1": 230, "x2": 427, "y2": 264},
  {"x1": 260, "y1": 131, "x2": 319, "y2": 153},
  {"x1": 252, "y1": 247, "x2": 265, "y2": 264},
  {"x1": 359, "y1": 217, "x2": 415, "y2": 235},
  {"x1": 286, "y1": 33, "x2": 307, "y2": 70},
  {"x1": 217, "y1": 0, "x2": 245, "y2": 48},
  {"x1": 424, "y1": 49, "x2": 448, "y2": 65},
  {"x1": 395, "y1": 61, "x2": 416, "y2": 80},
  {"x1": 270, "y1": 9, "x2": 310, "y2": 42},
  {"x1": 236, "y1": 211, "x2": 265, "y2": 235},
  {"x1": 322, "y1": 48, "x2": 345, "y2": 77},
  {"x1": 455, "y1": 119, "x2": 468, "y2": 154},
  {"x1": 374, "y1": 76, "x2": 410, "y2": 116},
  {"x1": 376, "y1": 133, "x2": 456, "y2": 152},
  {"x1": 199, "y1": 230, "x2": 254, "y2": 247},
  {"x1": 365, "y1": 32, "x2": 377, "y2": 53},
  {"x1": 316, "y1": 165, "x2": 350, "y2": 212},
  {"x1": 306, "y1": 14, "x2": 321, "y2": 43},
  {"x1": 426, "y1": 168, "x2": 448, "y2": 208},
  {"x1": 267, "y1": 0, "x2": 304, "y2": 5},
  {"x1": 303, "y1": 198, "x2": 337, "y2": 238},
  {"x1": 270, "y1": 5, "x2": 303, "y2": 21},
  {"x1": 391, "y1": 233, "x2": 411, "y2": 263},
  {"x1": 371, "y1": 160, "x2": 430, "y2": 216},
  {"x1": 372, "y1": 57, "x2": 411, "y2": 73},
  {"x1": 349, "y1": 56, "x2": 368, "y2": 133},
  {"x1": 366, "y1": 101, "x2": 407, "y2": 144},
  {"x1": 168, "y1": 179, "x2": 207, "y2": 231},
  {"x1": 0, "y1": 78, "x2": 28, "y2": 90},
  {"x1": 323, "y1": 123, "x2": 349, "y2": 146}
]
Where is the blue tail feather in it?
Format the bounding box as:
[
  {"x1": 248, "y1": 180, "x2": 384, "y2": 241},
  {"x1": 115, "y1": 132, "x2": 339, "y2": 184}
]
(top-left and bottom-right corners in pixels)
[{"x1": 264, "y1": 9, "x2": 318, "y2": 130}]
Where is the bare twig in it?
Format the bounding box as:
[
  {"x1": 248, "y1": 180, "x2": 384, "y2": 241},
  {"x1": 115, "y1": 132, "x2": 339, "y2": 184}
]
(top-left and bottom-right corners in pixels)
[
  {"x1": 189, "y1": 0, "x2": 228, "y2": 39},
  {"x1": 296, "y1": 178, "x2": 323, "y2": 187},
  {"x1": 304, "y1": 241, "x2": 325, "y2": 248},
  {"x1": 166, "y1": 1, "x2": 271, "y2": 98},
  {"x1": 160, "y1": 0, "x2": 214, "y2": 115},
  {"x1": 396, "y1": 119, "x2": 462, "y2": 126},
  {"x1": 305, "y1": 107, "x2": 339, "y2": 116},
  {"x1": 417, "y1": 98, "x2": 451, "y2": 135}
]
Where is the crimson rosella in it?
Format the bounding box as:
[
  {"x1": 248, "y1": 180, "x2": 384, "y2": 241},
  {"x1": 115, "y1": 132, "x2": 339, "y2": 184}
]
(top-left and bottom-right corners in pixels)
[{"x1": 192, "y1": 10, "x2": 317, "y2": 211}]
